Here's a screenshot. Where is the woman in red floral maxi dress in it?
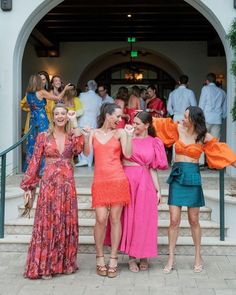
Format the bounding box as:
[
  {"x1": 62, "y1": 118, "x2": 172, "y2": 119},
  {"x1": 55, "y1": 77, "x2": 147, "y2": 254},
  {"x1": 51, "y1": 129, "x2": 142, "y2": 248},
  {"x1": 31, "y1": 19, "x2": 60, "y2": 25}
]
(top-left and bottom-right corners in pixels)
[{"x1": 20, "y1": 104, "x2": 84, "y2": 279}]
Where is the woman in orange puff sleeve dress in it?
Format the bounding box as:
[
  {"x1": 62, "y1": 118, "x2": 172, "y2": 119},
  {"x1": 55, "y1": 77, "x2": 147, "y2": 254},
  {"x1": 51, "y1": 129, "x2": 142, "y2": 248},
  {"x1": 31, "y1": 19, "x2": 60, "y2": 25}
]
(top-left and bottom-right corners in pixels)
[
  {"x1": 82, "y1": 103, "x2": 134, "y2": 278},
  {"x1": 153, "y1": 106, "x2": 236, "y2": 274}
]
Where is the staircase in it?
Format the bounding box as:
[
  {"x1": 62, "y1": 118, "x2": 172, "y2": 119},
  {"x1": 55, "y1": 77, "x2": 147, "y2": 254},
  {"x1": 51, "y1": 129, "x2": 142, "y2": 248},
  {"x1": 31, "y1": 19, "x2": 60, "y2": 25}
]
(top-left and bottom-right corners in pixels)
[{"x1": 1, "y1": 171, "x2": 236, "y2": 255}]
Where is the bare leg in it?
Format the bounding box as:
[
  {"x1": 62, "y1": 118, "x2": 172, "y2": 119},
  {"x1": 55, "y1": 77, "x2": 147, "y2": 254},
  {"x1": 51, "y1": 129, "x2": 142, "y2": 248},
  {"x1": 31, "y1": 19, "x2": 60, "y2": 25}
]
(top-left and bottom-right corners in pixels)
[
  {"x1": 188, "y1": 207, "x2": 203, "y2": 267},
  {"x1": 94, "y1": 207, "x2": 109, "y2": 267},
  {"x1": 103, "y1": 205, "x2": 123, "y2": 278},
  {"x1": 109, "y1": 205, "x2": 123, "y2": 267},
  {"x1": 164, "y1": 205, "x2": 182, "y2": 270}
]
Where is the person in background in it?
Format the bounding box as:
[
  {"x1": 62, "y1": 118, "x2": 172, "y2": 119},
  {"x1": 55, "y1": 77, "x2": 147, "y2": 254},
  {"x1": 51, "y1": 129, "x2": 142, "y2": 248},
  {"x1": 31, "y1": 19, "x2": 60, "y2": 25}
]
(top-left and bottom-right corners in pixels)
[
  {"x1": 126, "y1": 85, "x2": 141, "y2": 124},
  {"x1": 21, "y1": 71, "x2": 51, "y2": 134},
  {"x1": 20, "y1": 104, "x2": 84, "y2": 279},
  {"x1": 63, "y1": 83, "x2": 83, "y2": 117},
  {"x1": 153, "y1": 106, "x2": 236, "y2": 274},
  {"x1": 24, "y1": 74, "x2": 71, "y2": 172},
  {"x1": 146, "y1": 84, "x2": 167, "y2": 118},
  {"x1": 82, "y1": 103, "x2": 134, "y2": 278},
  {"x1": 77, "y1": 80, "x2": 102, "y2": 167},
  {"x1": 167, "y1": 75, "x2": 197, "y2": 122},
  {"x1": 140, "y1": 87, "x2": 147, "y2": 110},
  {"x1": 120, "y1": 111, "x2": 168, "y2": 272},
  {"x1": 114, "y1": 86, "x2": 130, "y2": 128},
  {"x1": 38, "y1": 71, "x2": 53, "y2": 122},
  {"x1": 97, "y1": 83, "x2": 114, "y2": 104},
  {"x1": 199, "y1": 72, "x2": 227, "y2": 140}
]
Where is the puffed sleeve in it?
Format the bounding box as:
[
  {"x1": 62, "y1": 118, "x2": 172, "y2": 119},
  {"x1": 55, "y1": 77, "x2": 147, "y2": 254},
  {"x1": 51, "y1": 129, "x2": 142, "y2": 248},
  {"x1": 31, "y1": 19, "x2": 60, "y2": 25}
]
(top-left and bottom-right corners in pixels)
[
  {"x1": 153, "y1": 117, "x2": 179, "y2": 147},
  {"x1": 204, "y1": 138, "x2": 236, "y2": 169},
  {"x1": 151, "y1": 137, "x2": 169, "y2": 170},
  {"x1": 72, "y1": 134, "x2": 84, "y2": 155},
  {"x1": 20, "y1": 96, "x2": 30, "y2": 112},
  {"x1": 20, "y1": 132, "x2": 46, "y2": 191}
]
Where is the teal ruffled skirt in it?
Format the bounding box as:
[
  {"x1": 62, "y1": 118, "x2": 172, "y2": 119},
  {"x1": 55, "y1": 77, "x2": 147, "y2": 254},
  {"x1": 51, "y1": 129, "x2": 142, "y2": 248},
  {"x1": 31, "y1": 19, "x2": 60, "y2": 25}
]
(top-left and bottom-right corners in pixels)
[{"x1": 167, "y1": 162, "x2": 205, "y2": 207}]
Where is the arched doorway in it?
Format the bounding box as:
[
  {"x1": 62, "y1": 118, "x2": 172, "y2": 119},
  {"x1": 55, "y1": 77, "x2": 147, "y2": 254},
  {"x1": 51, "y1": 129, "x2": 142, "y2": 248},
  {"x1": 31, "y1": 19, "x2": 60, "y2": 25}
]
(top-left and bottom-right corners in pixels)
[{"x1": 95, "y1": 62, "x2": 176, "y2": 99}]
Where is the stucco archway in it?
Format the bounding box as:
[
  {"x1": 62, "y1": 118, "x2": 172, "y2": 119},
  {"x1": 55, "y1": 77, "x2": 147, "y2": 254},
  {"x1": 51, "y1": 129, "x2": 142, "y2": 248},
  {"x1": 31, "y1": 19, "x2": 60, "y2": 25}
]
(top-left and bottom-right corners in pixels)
[
  {"x1": 79, "y1": 47, "x2": 183, "y2": 88},
  {"x1": 2, "y1": 0, "x2": 234, "y2": 174}
]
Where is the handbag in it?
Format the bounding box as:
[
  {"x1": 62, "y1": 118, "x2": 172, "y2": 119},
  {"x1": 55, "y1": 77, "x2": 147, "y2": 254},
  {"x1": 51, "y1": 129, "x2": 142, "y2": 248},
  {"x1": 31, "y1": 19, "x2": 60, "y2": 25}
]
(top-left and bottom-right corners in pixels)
[{"x1": 21, "y1": 189, "x2": 36, "y2": 218}]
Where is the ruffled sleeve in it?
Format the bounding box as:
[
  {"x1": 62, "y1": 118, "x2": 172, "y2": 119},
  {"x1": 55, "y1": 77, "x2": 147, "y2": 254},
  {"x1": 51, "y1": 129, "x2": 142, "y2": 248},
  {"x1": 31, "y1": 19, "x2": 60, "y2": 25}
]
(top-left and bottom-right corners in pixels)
[
  {"x1": 204, "y1": 138, "x2": 236, "y2": 169},
  {"x1": 151, "y1": 137, "x2": 169, "y2": 170},
  {"x1": 20, "y1": 96, "x2": 30, "y2": 112},
  {"x1": 153, "y1": 118, "x2": 179, "y2": 147},
  {"x1": 72, "y1": 134, "x2": 84, "y2": 155},
  {"x1": 20, "y1": 132, "x2": 46, "y2": 191}
]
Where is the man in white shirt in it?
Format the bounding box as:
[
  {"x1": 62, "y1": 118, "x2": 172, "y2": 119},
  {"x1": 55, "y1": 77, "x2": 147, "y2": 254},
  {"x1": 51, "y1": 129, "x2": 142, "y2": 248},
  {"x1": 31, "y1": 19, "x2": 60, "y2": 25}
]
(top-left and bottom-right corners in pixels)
[
  {"x1": 97, "y1": 83, "x2": 114, "y2": 104},
  {"x1": 199, "y1": 73, "x2": 227, "y2": 139},
  {"x1": 167, "y1": 75, "x2": 197, "y2": 122},
  {"x1": 77, "y1": 80, "x2": 102, "y2": 167}
]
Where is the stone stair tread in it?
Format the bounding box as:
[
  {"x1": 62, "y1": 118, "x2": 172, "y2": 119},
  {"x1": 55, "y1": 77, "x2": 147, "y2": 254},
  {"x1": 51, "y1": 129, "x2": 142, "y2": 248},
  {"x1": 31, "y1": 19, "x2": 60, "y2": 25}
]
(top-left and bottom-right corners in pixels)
[
  {"x1": 5, "y1": 218, "x2": 222, "y2": 228},
  {"x1": 17, "y1": 202, "x2": 212, "y2": 213},
  {"x1": 1, "y1": 234, "x2": 235, "y2": 246}
]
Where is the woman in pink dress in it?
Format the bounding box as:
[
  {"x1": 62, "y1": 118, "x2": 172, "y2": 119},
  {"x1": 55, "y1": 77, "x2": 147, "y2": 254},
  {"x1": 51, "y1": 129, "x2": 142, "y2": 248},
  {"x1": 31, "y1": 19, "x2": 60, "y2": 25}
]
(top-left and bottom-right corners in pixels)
[
  {"x1": 120, "y1": 111, "x2": 168, "y2": 272},
  {"x1": 20, "y1": 104, "x2": 84, "y2": 279}
]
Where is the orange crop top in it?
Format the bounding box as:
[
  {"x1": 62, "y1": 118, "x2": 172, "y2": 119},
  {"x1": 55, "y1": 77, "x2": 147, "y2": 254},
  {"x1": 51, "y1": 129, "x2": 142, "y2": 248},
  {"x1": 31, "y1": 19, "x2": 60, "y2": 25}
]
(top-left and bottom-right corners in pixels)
[{"x1": 153, "y1": 118, "x2": 236, "y2": 169}]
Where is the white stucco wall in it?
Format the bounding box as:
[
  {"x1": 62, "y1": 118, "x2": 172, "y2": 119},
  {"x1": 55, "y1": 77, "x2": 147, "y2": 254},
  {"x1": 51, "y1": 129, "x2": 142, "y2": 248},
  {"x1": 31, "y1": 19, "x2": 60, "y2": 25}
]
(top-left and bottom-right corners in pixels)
[{"x1": 0, "y1": 0, "x2": 62, "y2": 173}]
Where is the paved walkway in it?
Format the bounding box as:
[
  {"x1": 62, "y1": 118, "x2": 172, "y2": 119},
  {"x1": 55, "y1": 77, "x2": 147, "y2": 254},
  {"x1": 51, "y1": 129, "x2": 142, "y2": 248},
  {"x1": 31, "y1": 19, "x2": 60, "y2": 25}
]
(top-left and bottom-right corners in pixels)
[{"x1": 0, "y1": 253, "x2": 236, "y2": 295}]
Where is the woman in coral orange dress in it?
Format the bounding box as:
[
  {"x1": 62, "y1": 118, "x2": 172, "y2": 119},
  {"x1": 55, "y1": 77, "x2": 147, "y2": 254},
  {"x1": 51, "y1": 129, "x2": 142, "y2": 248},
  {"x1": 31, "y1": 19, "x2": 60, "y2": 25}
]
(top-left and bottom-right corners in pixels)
[
  {"x1": 20, "y1": 104, "x2": 84, "y2": 279},
  {"x1": 153, "y1": 106, "x2": 236, "y2": 274},
  {"x1": 82, "y1": 103, "x2": 134, "y2": 278}
]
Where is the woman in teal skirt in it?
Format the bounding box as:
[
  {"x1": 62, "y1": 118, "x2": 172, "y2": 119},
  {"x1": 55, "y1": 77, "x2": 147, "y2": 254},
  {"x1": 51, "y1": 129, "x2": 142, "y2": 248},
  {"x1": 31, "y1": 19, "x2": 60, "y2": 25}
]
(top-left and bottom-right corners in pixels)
[{"x1": 153, "y1": 106, "x2": 236, "y2": 273}]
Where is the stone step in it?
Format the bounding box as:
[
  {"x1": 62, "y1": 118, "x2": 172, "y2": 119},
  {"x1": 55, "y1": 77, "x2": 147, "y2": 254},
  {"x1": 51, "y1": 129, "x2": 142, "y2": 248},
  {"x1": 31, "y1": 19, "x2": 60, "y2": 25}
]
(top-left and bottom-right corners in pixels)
[
  {"x1": 4, "y1": 218, "x2": 224, "y2": 237},
  {"x1": 17, "y1": 202, "x2": 212, "y2": 221},
  {"x1": 0, "y1": 234, "x2": 235, "y2": 255}
]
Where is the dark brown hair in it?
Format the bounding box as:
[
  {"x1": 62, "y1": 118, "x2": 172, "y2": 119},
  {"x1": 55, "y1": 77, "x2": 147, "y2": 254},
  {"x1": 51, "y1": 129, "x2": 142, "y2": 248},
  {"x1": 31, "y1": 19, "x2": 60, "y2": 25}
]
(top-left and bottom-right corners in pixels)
[
  {"x1": 97, "y1": 103, "x2": 121, "y2": 128},
  {"x1": 134, "y1": 111, "x2": 156, "y2": 137},
  {"x1": 186, "y1": 106, "x2": 207, "y2": 143}
]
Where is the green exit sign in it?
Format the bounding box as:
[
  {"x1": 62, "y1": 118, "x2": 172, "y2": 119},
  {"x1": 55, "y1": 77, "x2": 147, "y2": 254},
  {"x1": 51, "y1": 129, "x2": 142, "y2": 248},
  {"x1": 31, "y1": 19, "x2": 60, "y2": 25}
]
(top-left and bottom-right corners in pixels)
[
  {"x1": 128, "y1": 37, "x2": 136, "y2": 43},
  {"x1": 130, "y1": 50, "x2": 138, "y2": 57}
]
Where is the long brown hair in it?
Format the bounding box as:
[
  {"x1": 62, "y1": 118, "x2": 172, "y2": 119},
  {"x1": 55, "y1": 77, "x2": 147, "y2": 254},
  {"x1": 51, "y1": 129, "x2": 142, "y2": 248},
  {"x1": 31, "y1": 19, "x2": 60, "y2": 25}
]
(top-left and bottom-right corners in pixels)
[
  {"x1": 97, "y1": 103, "x2": 121, "y2": 128},
  {"x1": 26, "y1": 74, "x2": 44, "y2": 93},
  {"x1": 64, "y1": 84, "x2": 77, "y2": 108},
  {"x1": 186, "y1": 106, "x2": 207, "y2": 143}
]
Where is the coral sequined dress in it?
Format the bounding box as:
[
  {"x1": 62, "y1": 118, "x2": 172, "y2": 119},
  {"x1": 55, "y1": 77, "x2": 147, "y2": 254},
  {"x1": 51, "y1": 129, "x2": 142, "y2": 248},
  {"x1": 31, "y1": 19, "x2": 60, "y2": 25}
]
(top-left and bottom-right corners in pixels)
[{"x1": 91, "y1": 133, "x2": 130, "y2": 208}]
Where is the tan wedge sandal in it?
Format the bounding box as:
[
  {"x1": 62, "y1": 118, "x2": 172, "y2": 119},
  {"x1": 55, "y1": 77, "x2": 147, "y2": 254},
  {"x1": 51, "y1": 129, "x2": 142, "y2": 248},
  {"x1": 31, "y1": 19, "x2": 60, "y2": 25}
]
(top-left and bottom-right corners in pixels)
[
  {"x1": 107, "y1": 257, "x2": 118, "y2": 278},
  {"x1": 96, "y1": 255, "x2": 107, "y2": 276}
]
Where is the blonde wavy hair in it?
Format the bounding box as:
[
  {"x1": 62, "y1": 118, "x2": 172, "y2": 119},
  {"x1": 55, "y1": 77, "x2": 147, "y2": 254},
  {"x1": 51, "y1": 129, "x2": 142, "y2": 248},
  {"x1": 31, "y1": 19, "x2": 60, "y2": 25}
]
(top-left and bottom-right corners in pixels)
[{"x1": 48, "y1": 103, "x2": 73, "y2": 135}]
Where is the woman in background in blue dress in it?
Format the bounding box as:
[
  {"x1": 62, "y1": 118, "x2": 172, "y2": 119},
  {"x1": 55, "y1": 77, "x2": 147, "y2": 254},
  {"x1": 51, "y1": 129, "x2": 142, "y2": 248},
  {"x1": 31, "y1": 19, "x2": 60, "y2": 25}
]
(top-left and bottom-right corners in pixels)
[{"x1": 24, "y1": 74, "x2": 71, "y2": 171}]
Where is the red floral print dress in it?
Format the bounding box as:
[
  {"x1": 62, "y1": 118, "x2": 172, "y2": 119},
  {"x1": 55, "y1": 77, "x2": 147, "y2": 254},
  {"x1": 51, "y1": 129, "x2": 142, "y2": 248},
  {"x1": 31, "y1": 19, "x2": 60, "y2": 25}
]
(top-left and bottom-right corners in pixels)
[{"x1": 20, "y1": 131, "x2": 84, "y2": 279}]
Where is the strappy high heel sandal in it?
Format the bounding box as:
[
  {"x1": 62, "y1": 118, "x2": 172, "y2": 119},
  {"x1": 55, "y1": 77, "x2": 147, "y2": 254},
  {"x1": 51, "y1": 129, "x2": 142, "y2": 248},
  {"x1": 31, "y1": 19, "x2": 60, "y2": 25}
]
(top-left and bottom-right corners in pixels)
[
  {"x1": 96, "y1": 255, "x2": 107, "y2": 276},
  {"x1": 107, "y1": 257, "x2": 118, "y2": 278},
  {"x1": 163, "y1": 265, "x2": 174, "y2": 274}
]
